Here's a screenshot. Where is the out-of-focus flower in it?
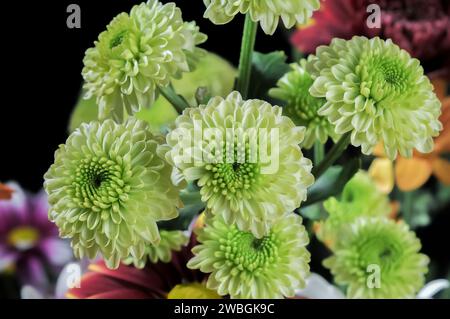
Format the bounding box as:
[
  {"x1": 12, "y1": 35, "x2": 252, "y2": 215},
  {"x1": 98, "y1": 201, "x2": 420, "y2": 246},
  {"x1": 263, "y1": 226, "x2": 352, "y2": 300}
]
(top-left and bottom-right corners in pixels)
[
  {"x1": 187, "y1": 214, "x2": 310, "y2": 299},
  {"x1": 44, "y1": 118, "x2": 184, "y2": 269},
  {"x1": 21, "y1": 261, "x2": 89, "y2": 299},
  {"x1": 124, "y1": 230, "x2": 189, "y2": 268},
  {"x1": 203, "y1": 0, "x2": 321, "y2": 35},
  {"x1": 323, "y1": 217, "x2": 429, "y2": 298},
  {"x1": 370, "y1": 78, "x2": 450, "y2": 191},
  {"x1": 0, "y1": 182, "x2": 72, "y2": 289},
  {"x1": 314, "y1": 171, "x2": 391, "y2": 249},
  {"x1": 269, "y1": 59, "x2": 339, "y2": 148},
  {"x1": 82, "y1": 0, "x2": 207, "y2": 121},
  {"x1": 166, "y1": 91, "x2": 314, "y2": 238},
  {"x1": 292, "y1": 0, "x2": 450, "y2": 79},
  {"x1": 295, "y1": 273, "x2": 450, "y2": 299},
  {"x1": 306, "y1": 36, "x2": 442, "y2": 160},
  {"x1": 0, "y1": 183, "x2": 14, "y2": 200},
  {"x1": 67, "y1": 236, "x2": 219, "y2": 299}
]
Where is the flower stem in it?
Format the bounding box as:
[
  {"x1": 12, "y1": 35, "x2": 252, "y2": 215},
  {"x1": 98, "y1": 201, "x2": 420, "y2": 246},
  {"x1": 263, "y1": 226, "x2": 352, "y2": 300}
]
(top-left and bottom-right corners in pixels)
[
  {"x1": 313, "y1": 141, "x2": 324, "y2": 166},
  {"x1": 159, "y1": 85, "x2": 189, "y2": 114},
  {"x1": 312, "y1": 133, "x2": 351, "y2": 179},
  {"x1": 236, "y1": 14, "x2": 257, "y2": 99}
]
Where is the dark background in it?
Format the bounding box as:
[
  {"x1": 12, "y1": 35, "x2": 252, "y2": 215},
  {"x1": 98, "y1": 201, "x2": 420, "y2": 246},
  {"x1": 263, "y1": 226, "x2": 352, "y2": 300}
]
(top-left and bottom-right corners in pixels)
[{"x1": 1, "y1": 0, "x2": 449, "y2": 281}]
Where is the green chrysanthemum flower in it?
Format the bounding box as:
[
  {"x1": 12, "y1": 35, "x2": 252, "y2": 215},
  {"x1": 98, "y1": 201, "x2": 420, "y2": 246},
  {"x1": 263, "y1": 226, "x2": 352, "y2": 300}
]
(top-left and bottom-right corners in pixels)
[
  {"x1": 315, "y1": 171, "x2": 391, "y2": 249},
  {"x1": 203, "y1": 0, "x2": 320, "y2": 35},
  {"x1": 187, "y1": 214, "x2": 311, "y2": 298},
  {"x1": 306, "y1": 36, "x2": 442, "y2": 159},
  {"x1": 166, "y1": 91, "x2": 314, "y2": 238},
  {"x1": 269, "y1": 59, "x2": 339, "y2": 148},
  {"x1": 82, "y1": 0, "x2": 207, "y2": 121},
  {"x1": 44, "y1": 118, "x2": 184, "y2": 269},
  {"x1": 126, "y1": 230, "x2": 189, "y2": 268},
  {"x1": 323, "y1": 217, "x2": 429, "y2": 298}
]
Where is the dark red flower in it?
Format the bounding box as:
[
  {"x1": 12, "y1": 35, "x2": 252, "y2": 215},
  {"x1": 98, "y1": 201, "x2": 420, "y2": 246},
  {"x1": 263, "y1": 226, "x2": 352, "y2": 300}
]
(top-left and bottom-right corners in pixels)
[
  {"x1": 292, "y1": 0, "x2": 450, "y2": 79},
  {"x1": 67, "y1": 236, "x2": 208, "y2": 299},
  {"x1": 0, "y1": 183, "x2": 14, "y2": 200}
]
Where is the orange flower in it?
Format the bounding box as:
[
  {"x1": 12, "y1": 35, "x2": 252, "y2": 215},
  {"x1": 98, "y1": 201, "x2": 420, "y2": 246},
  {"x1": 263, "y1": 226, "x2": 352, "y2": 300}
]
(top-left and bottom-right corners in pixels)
[
  {"x1": 370, "y1": 78, "x2": 450, "y2": 192},
  {"x1": 0, "y1": 183, "x2": 14, "y2": 200}
]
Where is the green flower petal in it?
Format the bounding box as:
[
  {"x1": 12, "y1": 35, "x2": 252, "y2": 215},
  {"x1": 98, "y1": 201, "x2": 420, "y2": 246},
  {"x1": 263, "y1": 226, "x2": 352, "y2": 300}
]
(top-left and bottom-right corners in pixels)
[
  {"x1": 316, "y1": 171, "x2": 391, "y2": 249},
  {"x1": 166, "y1": 91, "x2": 314, "y2": 238},
  {"x1": 270, "y1": 59, "x2": 340, "y2": 148},
  {"x1": 44, "y1": 118, "x2": 184, "y2": 269},
  {"x1": 306, "y1": 36, "x2": 442, "y2": 159},
  {"x1": 203, "y1": 0, "x2": 320, "y2": 35},
  {"x1": 188, "y1": 213, "x2": 311, "y2": 299},
  {"x1": 82, "y1": 0, "x2": 207, "y2": 121},
  {"x1": 125, "y1": 230, "x2": 189, "y2": 268},
  {"x1": 323, "y1": 217, "x2": 429, "y2": 298}
]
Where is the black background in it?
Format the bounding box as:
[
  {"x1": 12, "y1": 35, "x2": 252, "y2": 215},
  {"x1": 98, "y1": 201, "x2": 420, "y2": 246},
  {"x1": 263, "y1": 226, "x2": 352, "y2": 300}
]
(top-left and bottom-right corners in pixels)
[{"x1": 0, "y1": 0, "x2": 449, "y2": 282}]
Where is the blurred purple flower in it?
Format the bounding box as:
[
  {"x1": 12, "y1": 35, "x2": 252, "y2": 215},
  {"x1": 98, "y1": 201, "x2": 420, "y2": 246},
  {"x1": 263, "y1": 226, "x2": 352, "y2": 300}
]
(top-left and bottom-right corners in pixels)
[
  {"x1": 0, "y1": 182, "x2": 72, "y2": 290},
  {"x1": 291, "y1": 0, "x2": 450, "y2": 79}
]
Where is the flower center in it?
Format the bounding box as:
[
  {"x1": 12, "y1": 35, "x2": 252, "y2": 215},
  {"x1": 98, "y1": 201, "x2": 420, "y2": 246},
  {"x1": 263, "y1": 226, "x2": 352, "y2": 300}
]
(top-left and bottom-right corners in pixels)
[
  {"x1": 205, "y1": 162, "x2": 259, "y2": 198},
  {"x1": 7, "y1": 226, "x2": 40, "y2": 250},
  {"x1": 356, "y1": 235, "x2": 402, "y2": 272},
  {"x1": 72, "y1": 156, "x2": 130, "y2": 211},
  {"x1": 167, "y1": 282, "x2": 221, "y2": 299},
  {"x1": 363, "y1": 55, "x2": 410, "y2": 101},
  {"x1": 221, "y1": 228, "x2": 278, "y2": 273},
  {"x1": 109, "y1": 30, "x2": 128, "y2": 49}
]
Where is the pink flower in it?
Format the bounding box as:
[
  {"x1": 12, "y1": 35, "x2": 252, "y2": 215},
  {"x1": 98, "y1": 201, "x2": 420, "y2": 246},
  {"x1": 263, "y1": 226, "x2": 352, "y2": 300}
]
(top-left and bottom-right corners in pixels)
[{"x1": 0, "y1": 182, "x2": 72, "y2": 291}]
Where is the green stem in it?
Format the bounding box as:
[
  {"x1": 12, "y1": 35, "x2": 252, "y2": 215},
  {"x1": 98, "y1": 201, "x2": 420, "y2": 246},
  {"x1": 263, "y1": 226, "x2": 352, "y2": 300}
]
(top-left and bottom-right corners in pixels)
[
  {"x1": 312, "y1": 133, "x2": 351, "y2": 179},
  {"x1": 313, "y1": 141, "x2": 325, "y2": 167},
  {"x1": 159, "y1": 85, "x2": 189, "y2": 114},
  {"x1": 236, "y1": 14, "x2": 257, "y2": 99},
  {"x1": 402, "y1": 191, "x2": 413, "y2": 225}
]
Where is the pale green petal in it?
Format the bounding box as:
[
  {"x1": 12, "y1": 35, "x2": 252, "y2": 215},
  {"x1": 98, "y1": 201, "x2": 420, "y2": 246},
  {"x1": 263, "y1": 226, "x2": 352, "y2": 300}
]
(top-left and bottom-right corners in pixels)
[
  {"x1": 188, "y1": 213, "x2": 311, "y2": 298},
  {"x1": 306, "y1": 36, "x2": 442, "y2": 160},
  {"x1": 82, "y1": 0, "x2": 207, "y2": 121},
  {"x1": 323, "y1": 217, "x2": 429, "y2": 299},
  {"x1": 44, "y1": 118, "x2": 184, "y2": 269}
]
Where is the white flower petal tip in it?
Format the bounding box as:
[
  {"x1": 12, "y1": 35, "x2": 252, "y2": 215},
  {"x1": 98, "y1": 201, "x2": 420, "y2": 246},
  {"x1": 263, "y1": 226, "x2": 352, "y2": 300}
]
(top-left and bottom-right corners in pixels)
[
  {"x1": 295, "y1": 273, "x2": 345, "y2": 299},
  {"x1": 417, "y1": 279, "x2": 450, "y2": 299}
]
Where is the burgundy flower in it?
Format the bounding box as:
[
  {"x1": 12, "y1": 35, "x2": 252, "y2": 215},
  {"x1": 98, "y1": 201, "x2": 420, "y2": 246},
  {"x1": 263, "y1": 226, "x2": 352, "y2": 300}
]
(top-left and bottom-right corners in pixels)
[
  {"x1": 291, "y1": 0, "x2": 450, "y2": 79},
  {"x1": 0, "y1": 182, "x2": 72, "y2": 290},
  {"x1": 67, "y1": 236, "x2": 212, "y2": 299}
]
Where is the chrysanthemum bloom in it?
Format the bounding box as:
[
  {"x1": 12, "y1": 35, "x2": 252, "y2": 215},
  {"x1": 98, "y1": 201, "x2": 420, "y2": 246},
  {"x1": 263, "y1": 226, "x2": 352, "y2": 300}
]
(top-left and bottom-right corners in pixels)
[
  {"x1": 370, "y1": 78, "x2": 450, "y2": 191},
  {"x1": 166, "y1": 91, "x2": 314, "y2": 238},
  {"x1": 203, "y1": 0, "x2": 321, "y2": 35},
  {"x1": 0, "y1": 183, "x2": 72, "y2": 290},
  {"x1": 314, "y1": 171, "x2": 391, "y2": 249},
  {"x1": 188, "y1": 214, "x2": 310, "y2": 299},
  {"x1": 125, "y1": 230, "x2": 189, "y2": 268},
  {"x1": 291, "y1": 0, "x2": 450, "y2": 79},
  {"x1": 269, "y1": 59, "x2": 339, "y2": 148},
  {"x1": 323, "y1": 217, "x2": 429, "y2": 298},
  {"x1": 44, "y1": 118, "x2": 184, "y2": 269},
  {"x1": 67, "y1": 236, "x2": 220, "y2": 299},
  {"x1": 306, "y1": 36, "x2": 442, "y2": 159},
  {"x1": 82, "y1": 0, "x2": 207, "y2": 121}
]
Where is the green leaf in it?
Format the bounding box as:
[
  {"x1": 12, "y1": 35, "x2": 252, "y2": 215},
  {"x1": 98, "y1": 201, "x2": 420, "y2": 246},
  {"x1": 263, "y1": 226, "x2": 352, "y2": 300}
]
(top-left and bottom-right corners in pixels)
[
  {"x1": 302, "y1": 157, "x2": 361, "y2": 207},
  {"x1": 299, "y1": 202, "x2": 328, "y2": 221},
  {"x1": 248, "y1": 51, "x2": 290, "y2": 100},
  {"x1": 158, "y1": 183, "x2": 205, "y2": 231}
]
